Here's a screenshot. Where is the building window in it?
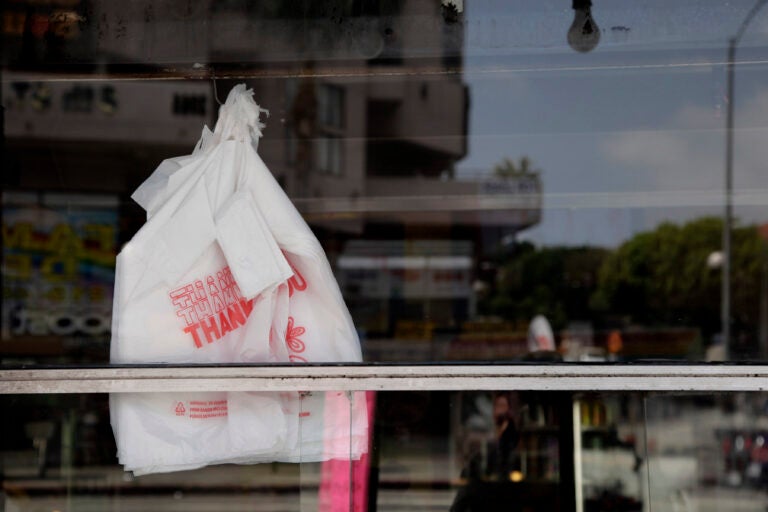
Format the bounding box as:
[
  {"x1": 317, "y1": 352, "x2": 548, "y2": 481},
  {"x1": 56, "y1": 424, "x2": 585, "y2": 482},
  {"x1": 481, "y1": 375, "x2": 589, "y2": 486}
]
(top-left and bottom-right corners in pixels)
[
  {"x1": 315, "y1": 136, "x2": 342, "y2": 176},
  {"x1": 318, "y1": 84, "x2": 344, "y2": 130},
  {"x1": 316, "y1": 84, "x2": 345, "y2": 175}
]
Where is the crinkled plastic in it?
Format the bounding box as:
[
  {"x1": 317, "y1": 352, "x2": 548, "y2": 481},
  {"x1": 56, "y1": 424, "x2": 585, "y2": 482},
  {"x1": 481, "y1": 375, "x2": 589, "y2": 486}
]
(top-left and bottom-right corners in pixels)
[{"x1": 110, "y1": 84, "x2": 366, "y2": 475}]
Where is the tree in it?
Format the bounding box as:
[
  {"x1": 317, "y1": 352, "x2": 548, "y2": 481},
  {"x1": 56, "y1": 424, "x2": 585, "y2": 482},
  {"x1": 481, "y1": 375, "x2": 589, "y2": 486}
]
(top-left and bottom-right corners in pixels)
[
  {"x1": 484, "y1": 245, "x2": 610, "y2": 330},
  {"x1": 482, "y1": 217, "x2": 764, "y2": 351},
  {"x1": 493, "y1": 156, "x2": 540, "y2": 179},
  {"x1": 592, "y1": 217, "x2": 762, "y2": 341}
]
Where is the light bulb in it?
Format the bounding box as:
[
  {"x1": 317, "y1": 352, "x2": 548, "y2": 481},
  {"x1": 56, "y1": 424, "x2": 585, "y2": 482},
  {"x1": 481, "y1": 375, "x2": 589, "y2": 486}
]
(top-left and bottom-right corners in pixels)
[{"x1": 568, "y1": 0, "x2": 600, "y2": 53}]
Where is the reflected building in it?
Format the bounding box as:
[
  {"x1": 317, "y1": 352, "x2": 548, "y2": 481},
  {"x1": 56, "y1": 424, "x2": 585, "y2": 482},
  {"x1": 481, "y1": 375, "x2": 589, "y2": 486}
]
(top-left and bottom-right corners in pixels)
[
  {"x1": 4, "y1": 3, "x2": 768, "y2": 512},
  {"x1": 219, "y1": 1, "x2": 542, "y2": 341},
  {"x1": 2, "y1": 0, "x2": 542, "y2": 349}
]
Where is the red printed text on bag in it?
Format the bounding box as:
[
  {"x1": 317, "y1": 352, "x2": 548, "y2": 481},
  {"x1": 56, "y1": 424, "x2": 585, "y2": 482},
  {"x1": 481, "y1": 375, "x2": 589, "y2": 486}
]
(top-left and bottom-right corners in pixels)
[
  {"x1": 287, "y1": 259, "x2": 307, "y2": 297},
  {"x1": 169, "y1": 266, "x2": 254, "y2": 348},
  {"x1": 188, "y1": 400, "x2": 228, "y2": 419},
  {"x1": 284, "y1": 256, "x2": 309, "y2": 362}
]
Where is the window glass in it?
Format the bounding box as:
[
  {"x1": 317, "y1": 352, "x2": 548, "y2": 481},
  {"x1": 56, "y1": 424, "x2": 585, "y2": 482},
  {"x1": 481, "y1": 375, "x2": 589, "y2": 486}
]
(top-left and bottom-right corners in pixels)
[
  {"x1": 3, "y1": 2, "x2": 768, "y2": 364},
  {"x1": 318, "y1": 85, "x2": 344, "y2": 130},
  {"x1": 315, "y1": 136, "x2": 343, "y2": 176},
  {"x1": 5, "y1": 1, "x2": 768, "y2": 510},
  {"x1": 0, "y1": 392, "x2": 323, "y2": 512},
  {"x1": 642, "y1": 393, "x2": 768, "y2": 511},
  {"x1": 4, "y1": 391, "x2": 768, "y2": 510},
  {"x1": 0, "y1": 390, "x2": 572, "y2": 511}
]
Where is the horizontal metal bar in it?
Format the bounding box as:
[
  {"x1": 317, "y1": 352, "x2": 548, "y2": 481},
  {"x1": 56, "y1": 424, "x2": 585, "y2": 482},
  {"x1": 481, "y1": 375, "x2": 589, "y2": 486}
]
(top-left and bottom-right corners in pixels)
[
  {"x1": 1, "y1": 365, "x2": 767, "y2": 394},
  {"x1": 293, "y1": 188, "x2": 768, "y2": 215},
  {"x1": 4, "y1": 58, "x2": 768, "y2": 83}
]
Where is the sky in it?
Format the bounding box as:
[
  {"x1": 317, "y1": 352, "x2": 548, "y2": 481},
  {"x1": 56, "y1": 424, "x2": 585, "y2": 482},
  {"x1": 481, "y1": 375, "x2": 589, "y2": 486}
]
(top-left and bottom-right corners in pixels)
[{"x1": 455, "y1": 0, "x2": 768, "y2": 247}]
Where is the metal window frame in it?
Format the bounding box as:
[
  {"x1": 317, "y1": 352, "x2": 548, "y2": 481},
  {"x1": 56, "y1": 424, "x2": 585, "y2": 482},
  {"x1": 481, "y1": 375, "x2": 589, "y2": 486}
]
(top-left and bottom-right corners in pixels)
[{"x1": 1, "y1": 364, "x2": 767, "y2": 394}]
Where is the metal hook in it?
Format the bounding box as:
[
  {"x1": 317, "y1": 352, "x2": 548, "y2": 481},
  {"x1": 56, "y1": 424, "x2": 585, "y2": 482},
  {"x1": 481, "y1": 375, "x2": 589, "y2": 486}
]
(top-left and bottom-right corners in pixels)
[
  {"x1": 193, "y1": 63, "x2": 223, "y2": 106},
  {"x1": 211, "y1": 69, "x2": 222, "y2": 106}
]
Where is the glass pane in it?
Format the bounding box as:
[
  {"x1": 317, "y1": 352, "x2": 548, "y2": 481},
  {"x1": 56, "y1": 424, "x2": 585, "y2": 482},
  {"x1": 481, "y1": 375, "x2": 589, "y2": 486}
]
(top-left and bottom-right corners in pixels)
[
  {"x1": 2, "y1": 391, "x2": 370, "y2": 512},
  {"x1": 643, "y1": 393, "x2": 768, "y2": 512},
  {"x1": 4, "y1": 0, "x2": 768, "y2": 364},
  {"x1": 448, "y1": 391, "x2": 573, "y2": 511},
  {"x1": 11, "y1": 390, "x2": 768, "y2": 511},
  {"x1": 2, "y1": 390, "x2": 576, "y2": 511},
  {"x1": 574, "y1": 391, "x2": 768, "y2": 512},
  {"x1": 575, "y1": 393, "x2": 646, "y2": 512}
]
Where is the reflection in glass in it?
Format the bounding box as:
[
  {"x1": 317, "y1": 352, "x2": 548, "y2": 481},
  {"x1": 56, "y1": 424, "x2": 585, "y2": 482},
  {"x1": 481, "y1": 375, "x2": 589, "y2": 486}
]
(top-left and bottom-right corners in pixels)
[
  {"x1": 6, "y1": 391, "x2": 768, "y2": 511},
  {"x1": 0, "y1": 391, "x2": 572, "y2": 511},
  {"x1": 449, "y1": 391, "x2": 572, "y2": 511},
  {"x1": 3, "y1": 1, "x2": 768, "y2": 364},
  {"x1": 1, "y1": 391, "x2": 371, "y2": 512},
  {"x1": 576, "y1": 393, "x2": 645, "y2": 512},
  {"x1": 576, "y1": 392, "x2": 768, "y2": 512},
  {"x1": 108, "y1": 391, "x2": 368, "y2": 475},
  {"x1": 643, "y1": 393, "x2": 768, "y2": 512}
]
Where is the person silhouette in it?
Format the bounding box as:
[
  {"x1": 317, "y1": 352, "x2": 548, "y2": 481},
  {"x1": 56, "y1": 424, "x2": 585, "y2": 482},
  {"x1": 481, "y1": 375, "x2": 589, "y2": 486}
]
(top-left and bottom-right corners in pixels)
[{"x1": 451, "y1": 392, "x2": 521, "y2": 512}]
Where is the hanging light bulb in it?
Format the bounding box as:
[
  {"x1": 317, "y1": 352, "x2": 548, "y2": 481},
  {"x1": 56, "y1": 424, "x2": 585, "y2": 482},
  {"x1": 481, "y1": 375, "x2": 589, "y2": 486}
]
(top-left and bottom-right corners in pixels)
[{"x1": 568, "y1": 0, "x2": 600, "y2": 53}]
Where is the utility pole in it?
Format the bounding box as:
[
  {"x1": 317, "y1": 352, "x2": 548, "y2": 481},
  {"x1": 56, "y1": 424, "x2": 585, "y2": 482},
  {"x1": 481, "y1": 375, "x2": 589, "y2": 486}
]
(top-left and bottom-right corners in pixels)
[{"x1": 722, "y1": 0, "x2": 768, "y2": 359}]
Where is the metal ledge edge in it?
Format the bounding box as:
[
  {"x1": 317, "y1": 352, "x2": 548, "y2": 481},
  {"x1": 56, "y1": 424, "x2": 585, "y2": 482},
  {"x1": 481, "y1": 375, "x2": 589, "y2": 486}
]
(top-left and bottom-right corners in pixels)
[{"x1": 1, "y1": 365, "x2": 768, "y2": 393}]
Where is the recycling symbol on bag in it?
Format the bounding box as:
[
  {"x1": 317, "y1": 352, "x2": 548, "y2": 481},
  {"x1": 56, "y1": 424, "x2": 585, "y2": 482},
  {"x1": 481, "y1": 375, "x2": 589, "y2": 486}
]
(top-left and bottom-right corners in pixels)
[{"x1": 175, "y1": 402, "x2": 186, "y2": 416}]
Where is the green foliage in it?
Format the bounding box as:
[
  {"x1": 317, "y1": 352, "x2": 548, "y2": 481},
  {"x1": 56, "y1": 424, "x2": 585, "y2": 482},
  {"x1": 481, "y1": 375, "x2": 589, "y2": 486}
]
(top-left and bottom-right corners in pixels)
[
  {"x1": 482, "y1": 217, "x2": 764, "y2": 341},
  {"x1": 493, "y1": 156, "x2": 539, "y2": 179},
  {"x1": 485, "y1": 245, "x2": 610, "y2": 330},
  {"x1": 594, "y1": 217, "x2": 762, "y2": 335}
]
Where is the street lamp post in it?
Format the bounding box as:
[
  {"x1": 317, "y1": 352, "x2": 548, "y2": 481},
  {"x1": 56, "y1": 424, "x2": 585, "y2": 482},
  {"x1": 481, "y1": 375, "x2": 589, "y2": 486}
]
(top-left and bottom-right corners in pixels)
[
  {"x1": 723, "y1": 0, "x2": 768, "y2": 360},
  {"x1": 723, "y1": 37, "x2": 734, "y2": 360}
]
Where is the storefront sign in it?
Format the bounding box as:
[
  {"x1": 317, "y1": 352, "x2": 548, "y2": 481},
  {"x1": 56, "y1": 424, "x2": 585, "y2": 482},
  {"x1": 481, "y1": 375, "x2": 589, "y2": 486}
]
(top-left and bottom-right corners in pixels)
[{"x1": 2, "y1": 193, "x2": 118, "y2": 340}]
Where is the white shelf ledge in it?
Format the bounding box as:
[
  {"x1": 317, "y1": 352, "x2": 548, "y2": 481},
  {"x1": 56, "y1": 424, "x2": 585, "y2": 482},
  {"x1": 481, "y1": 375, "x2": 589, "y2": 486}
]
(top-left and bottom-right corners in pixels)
[{"x1": 1, "y1": 365, "x2": 767, "y2": 393}]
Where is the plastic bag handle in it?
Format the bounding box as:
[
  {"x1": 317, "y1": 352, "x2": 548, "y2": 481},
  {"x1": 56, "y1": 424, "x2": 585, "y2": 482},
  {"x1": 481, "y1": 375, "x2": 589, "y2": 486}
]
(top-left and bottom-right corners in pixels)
[{"x1": 212, "y1": 84, "x2": 269, "y2": 149}]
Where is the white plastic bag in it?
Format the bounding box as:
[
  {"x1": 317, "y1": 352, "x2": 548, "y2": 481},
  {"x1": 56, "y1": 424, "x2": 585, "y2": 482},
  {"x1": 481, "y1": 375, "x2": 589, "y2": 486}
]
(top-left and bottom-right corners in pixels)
[{"x1": 110, "y1": 84, "x2": 366, "y2": 475}]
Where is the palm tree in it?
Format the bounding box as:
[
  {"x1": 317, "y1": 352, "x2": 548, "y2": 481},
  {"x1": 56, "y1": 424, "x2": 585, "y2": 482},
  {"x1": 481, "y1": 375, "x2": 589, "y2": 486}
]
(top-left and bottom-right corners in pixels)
[{"x1": 493, "y1": 157, "x2": 539, "y2": 179}]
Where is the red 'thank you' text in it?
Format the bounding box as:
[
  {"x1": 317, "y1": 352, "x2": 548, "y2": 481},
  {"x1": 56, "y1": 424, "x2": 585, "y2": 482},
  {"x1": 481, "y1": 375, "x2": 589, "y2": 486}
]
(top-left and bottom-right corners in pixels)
[{"x1": 169, "y1": 266, "x2": 254, "y2": 348}]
